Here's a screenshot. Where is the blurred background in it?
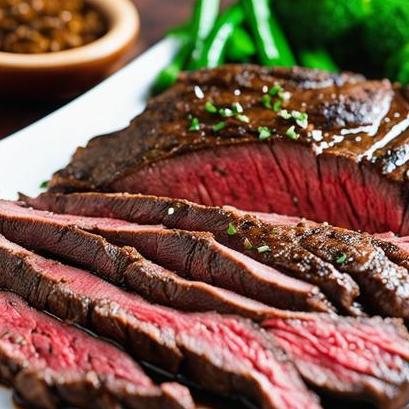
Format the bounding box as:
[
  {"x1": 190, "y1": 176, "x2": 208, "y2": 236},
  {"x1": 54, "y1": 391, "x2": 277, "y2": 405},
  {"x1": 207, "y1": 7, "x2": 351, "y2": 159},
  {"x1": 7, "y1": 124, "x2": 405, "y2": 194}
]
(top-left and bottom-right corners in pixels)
[
  {"x1": 1, "y1": 0, "x2": 408, "y2": 139},
  {"x1": 0, "y1": 0, "x2": 224, "y2": 139}
]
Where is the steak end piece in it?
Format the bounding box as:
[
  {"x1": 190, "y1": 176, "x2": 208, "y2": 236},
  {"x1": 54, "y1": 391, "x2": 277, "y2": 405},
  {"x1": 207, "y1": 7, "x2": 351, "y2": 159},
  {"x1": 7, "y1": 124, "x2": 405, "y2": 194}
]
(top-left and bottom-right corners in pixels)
[
  {"x1": 0, "y1": 291, "x2": 194, "y2": 409},
  {"x1": 46, "y1": 65, "x2": 409, "y2": 236}
]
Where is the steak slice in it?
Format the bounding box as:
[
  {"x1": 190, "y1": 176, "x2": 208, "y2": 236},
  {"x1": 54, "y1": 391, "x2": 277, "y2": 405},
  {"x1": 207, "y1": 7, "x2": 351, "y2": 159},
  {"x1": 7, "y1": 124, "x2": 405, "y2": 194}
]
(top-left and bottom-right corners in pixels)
[
  {"x1": 0, "y1": 235, "x2": 321, "y2": 409},
  {"x1": 47, "y1": 65, "x2": 409, "y2": 236},
  {"x1": 27, "y1": 192, "x2": 409, "y2": 319},
  {"x1": 263, "y1": 314, "x2": 409, "y2": 409},
  {"x1": 1, "y1": 237, "x2": 409, "y2": 408},
  {"x1": 0, "y1": 291, "x2": 193, "y2": 409},
  {"x1": 22, "y1": 194, "x2": 361, "y2": 313},
  {"x1": 0, "y1": 200, "x2": 332, "y2": 313}
]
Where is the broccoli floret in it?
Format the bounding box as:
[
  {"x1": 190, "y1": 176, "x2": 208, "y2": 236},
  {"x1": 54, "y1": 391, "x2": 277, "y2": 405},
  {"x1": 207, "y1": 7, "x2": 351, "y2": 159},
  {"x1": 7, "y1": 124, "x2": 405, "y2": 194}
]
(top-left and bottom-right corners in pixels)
[
  {"x1": 273, "y1": 0, "x2": 370, "y2": 46},
  {"x1": 386, "y1": 44, "x2": 409, "y2": 85},
  {"x1": 363, "y1": 0, "x2": 409, "y2": 67}
]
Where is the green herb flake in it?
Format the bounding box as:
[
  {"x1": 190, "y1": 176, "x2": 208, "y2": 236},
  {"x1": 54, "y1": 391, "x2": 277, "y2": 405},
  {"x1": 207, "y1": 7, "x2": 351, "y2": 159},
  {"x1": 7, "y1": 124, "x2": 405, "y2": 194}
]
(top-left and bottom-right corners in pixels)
[
  {"x1": 232, "y1": 102, "x2": 244, "y2": 114},
  {"x1": 40, "y1": 180, "x2": 49, "y2": 189},
  {"x1": 257, "y1": 245, "x2": 271, "y2": 254},
  {"x1": 292, "y1": 110, "x2": 309, "y2": 129},
  {"x1": 273, "y1": 100, "x2": 282, "y2": 112},
  {"x1": 219, "y1": 107, "x2": 234, "y2": 118},
  {"x1": 286, "y1": 125, "x2": 299, "y2": 140},
  {"x1": 258, "y1": 126, "x2": 271, "y2": 141},
  {"x1": 243, "y1": 238, "x2": 253, "y2": 250},
  {"x1": 227, "y1": 223, "x2": 237, "y2": 236},
  {"x1": 205, "y1": 101, "x2": 218, "y2": 114},
  {"x1": 269, "y1": 84, "x2": 283, "y2": 96},
  {"x1": 236, "y1": 114, "x2": 250, "y2": 123},
  {"x1": 278, "y1": 109, "x2": 292, "y2": 120},
  {"x1": 213, "y1": 121, "x2": 226, "y2": 132},
  {"x1": 336, "y1": 253, "x2": 347, "y2": 265},
  {"x1": 261, "y1": 94, "x2": 272, "y2": 109},
  {"x1": 188, "y1": 117, "x2": 201, "y2": 132}
]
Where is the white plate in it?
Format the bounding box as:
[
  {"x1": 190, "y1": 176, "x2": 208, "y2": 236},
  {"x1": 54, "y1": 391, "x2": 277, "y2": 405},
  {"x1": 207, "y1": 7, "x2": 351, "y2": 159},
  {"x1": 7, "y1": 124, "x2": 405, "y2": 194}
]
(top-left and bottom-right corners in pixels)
[
  {"x1": 0, "y1": 37, "x2": 179, "y2": 407},
  {"x1": 0, "y1": 36, "x2": 179, "y2": 200}
]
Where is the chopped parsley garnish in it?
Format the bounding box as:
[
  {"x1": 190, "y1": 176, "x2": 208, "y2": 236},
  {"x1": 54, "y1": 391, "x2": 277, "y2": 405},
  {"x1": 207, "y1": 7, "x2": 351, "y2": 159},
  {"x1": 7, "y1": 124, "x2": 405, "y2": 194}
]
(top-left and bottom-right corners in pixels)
[
  {"x1": 279, "y1": 109, "x2": 292, "y2": 120},
  {"x1": 291, "y1": 110, "x2": 309, "y2": 129},
  {"x1": 236, "y1": 114, "x2": 250, "y2": 123},
  {"x1": 257, "y1": 245, "x2": 271, "y2": 254},
  {"x1": 269, "y1": 84, "x2": 283, "y2": 96},
  {"x1": 227, "y1": 223, "x2": 237, "y2": 236},
  {"x1": 258, "y1": 126, "x2": 272, "y2": 140},
  {"x1": 205, "y1": 101, "x2": 218, "y2": 113},
  {"x1": 39, "y1": 180, "x2": 49, "y2": 189},
  {"x1": 219, "y1": 107, "x2": 234, "y2": 118},
  {"x1": 232, "y1": 102, "x2": 244, "y2": 114},
  {"x1": 336, "y1": 253, "x2": 347, "y2": 265},
  {"x1": 188, "y1": 117, "x2": 201, "y2": 132},
  {"x1": 213, "y1": 121, "x2": 226, "y2": 132},
  {"x1": 244, "y1": 238, "x2": 253, "y2": 250},
  {"x1": 273, "y1": 100, "x2": 282, "y2": 112},
  {"x1": 286, "y1": 125, "x2": 299, "y2": 140},
  {"x1": 167, "y1": 207, "x2": 175, "y2": 215},
  {"x1": 262, "y1": 94, "x2": 272, "y2": 109}
]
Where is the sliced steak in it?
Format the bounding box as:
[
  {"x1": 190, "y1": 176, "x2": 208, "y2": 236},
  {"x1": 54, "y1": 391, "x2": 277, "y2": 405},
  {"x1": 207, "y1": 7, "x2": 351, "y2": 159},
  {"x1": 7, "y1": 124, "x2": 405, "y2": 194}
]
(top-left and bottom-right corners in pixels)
[
  {"x1": 263, "y1": 314, "x2": 409, "y2": 409},
  {"x1": 0, "y1": 291, "x2": 193, "y2": 409},
  {"x1": 47, "y1": 65, "x2": 409, "y2": 235},
  {"x1": 27, "y1": 192, "x2": 409, "y2": 319},
  {"x1": 0, "y1": 200, "x2": 332, "y2": 313},
  {"x1": 0, "y1": 235, "x2": 321, "y2": 409},
  {"x1": 23, "y1": 194, "x2": 359, "y2": 313}
]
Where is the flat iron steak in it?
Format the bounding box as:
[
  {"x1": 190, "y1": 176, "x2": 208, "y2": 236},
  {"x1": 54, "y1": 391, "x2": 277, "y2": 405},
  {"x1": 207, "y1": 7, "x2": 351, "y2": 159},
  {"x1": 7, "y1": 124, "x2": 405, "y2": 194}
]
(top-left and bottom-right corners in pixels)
[{"x1": 48, "y1": 65, "x2": 409, "y2": 235}]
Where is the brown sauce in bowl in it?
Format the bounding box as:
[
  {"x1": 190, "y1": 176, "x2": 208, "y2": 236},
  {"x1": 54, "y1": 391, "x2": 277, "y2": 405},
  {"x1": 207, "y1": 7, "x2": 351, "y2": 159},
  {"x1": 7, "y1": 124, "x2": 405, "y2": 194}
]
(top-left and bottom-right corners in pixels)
[{"x1": 0, "y1": 0, "x2": 107, "y2": 53}]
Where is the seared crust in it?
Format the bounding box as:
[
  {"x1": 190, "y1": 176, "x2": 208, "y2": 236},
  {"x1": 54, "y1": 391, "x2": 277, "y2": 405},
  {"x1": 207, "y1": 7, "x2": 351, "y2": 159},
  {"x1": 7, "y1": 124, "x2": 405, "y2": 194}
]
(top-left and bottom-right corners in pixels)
[{"x1": 49, "y1": 65, "x2": 409, "y2": 192}]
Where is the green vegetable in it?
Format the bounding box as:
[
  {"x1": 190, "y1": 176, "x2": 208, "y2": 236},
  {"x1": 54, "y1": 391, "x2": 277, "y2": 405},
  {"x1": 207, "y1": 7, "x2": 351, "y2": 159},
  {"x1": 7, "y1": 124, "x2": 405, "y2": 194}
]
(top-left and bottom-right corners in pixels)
[
  {"x1": 286, "y1": 126, "x2": 299, "y2": 140},
  {"x1": 298, "y1": 48, "x2": 339, "y2": 72},
  {"x1": 193, "y1": 5, "x2": 245, "y2": 69},
  {"x1": 363, "y1": 0, "x2": 409, "y2": 67},
  {"x1": 336, "y1": 253, "x2": 348, "y2": 265},
  {"x1": 232, "y1": 102, "x2": 244, "y2": 114},
  {"x1": 240, "y1": 0, "x2": 296, "y2": 66},
  {"x1": 213, "y1": 121, "x2": 226, "y2": 132},
  {"x1": 261, "y1": 94, "x2": 272, "y2": 109},
  {"x1": 152, "y1": 30, "x2": 191, "y2": 95},
  {"x1": 273, "y1": 0, "x2": 370, "y2": 46},
  {"x1": 258, "y1": 127, "x2": 272, "y2": 140},
  {"x1": 236, "y1": 114, "x2": 250, "y2": 123},
  {"x1": 257, "y1": 245, "x2": 271, "y2": 254},
  {"x1": 219, "y1": 107, "x2": 234, "y2": 118},
  {"x1": 188, "y1": 0, "x2": 221, "y2": 69},
  {"x1": 226, "y1": 26, "x2": 256, "y2": 62},
  {"x1": 188, "y1": 117, "x2": 201, "y2": 131},
  {"x1": 39, "y1": 180, "x2": 49, "y2": 189},
  {"x1": 205, "y1": 101, "x2": 218, "y2": 113},
  {"x1": 387, "y1": 44, "x2": 409, "y2": 85},
  {"x1": 227, "y1": 223, "x2": 237, "y2": 235}
]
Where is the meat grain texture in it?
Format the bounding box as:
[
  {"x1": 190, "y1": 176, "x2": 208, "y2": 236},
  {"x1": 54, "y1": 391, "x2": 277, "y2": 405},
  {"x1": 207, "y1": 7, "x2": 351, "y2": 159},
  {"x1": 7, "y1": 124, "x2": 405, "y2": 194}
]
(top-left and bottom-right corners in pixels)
[{"x1": 48, "y1": 65, "x2": 409, "y2": 235}]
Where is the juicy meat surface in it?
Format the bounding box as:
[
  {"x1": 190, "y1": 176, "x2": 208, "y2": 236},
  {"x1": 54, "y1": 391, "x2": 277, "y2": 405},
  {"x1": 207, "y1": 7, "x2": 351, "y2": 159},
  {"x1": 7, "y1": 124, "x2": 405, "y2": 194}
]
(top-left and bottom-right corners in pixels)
[
  {"x1": 0, "y1": 200, "x2": 332, "y2": 313},
  {"x1": 24, "y1": 193, "x2": 409, "y2": 319},
  {"x1": 263, "y1": 314, "x2": 409, "y2": 409},
  {"x1": 47, "y1": 65, "x2": 409, "y2": 235},
  {"x1": 13, "y1": 196, "x2": 409, "y2": 407},
  {"x1": 0, "y1": 291, "x2": 193, "y2": 409},
  {"x1": 0, "y1": 234, "x2": 321, "y2": 409}
]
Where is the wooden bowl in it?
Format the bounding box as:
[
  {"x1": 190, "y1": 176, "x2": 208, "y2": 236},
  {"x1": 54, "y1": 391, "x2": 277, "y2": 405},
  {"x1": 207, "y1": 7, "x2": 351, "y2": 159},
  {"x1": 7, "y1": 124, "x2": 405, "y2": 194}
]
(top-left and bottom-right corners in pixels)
[{"x1": 0, "y1": 0, "x2": 140, "y2": 100}]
